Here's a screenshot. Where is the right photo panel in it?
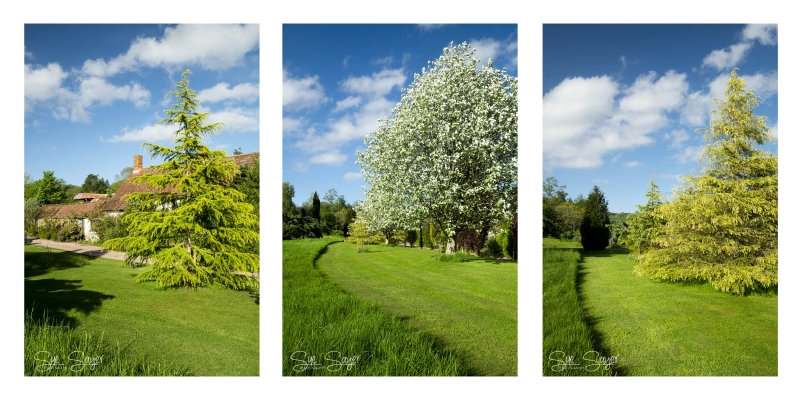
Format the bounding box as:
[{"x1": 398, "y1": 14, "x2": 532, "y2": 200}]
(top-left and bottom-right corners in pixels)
[{"x1": 542, "y1": 24, "x2": 778, "y2": 376}]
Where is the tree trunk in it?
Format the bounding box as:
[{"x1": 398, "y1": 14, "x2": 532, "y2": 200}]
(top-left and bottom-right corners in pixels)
[{"x1": 445, "y1": 236, "x2": 456, "y2": 254}]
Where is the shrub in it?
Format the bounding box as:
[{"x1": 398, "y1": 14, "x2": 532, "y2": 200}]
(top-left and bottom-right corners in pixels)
[
  {"x1": 435, "y1": 251, "x2": 471, "y2": 263},
  {"x1": 484, "y1": 237, "x2": 504, "y2": 258}
]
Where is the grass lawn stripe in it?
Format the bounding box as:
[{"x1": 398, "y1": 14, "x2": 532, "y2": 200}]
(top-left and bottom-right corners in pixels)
[
  {"x1": 318, "y1": 242, "x2": 517, "y2": 376},
  {"x1": 579, "y1": 248, "x2": 777, "y2": 376}
]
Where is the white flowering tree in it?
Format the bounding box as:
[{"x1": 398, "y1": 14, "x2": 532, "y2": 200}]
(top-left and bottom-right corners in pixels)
[{"x1": 357, "y1": 42, "x2": 518, "y2": 253}]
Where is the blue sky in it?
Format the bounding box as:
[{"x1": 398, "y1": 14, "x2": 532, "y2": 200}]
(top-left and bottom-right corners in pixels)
[
  {"x1": 24, "y1": 24, "x2": 260, "y2": 188},
  {"x1": 282, "y1": 24, "x2": 518, "y2": 208},
  {"x1": 543, "y1": 24, "x2": 778, "y2": 213}
]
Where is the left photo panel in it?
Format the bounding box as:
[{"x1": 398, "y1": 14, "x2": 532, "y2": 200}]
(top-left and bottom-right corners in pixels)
[{"x1": 23, "y1": 24, "x2": 260, "y2": 376}]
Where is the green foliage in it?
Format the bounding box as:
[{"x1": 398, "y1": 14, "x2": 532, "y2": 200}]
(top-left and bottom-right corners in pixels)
[
  {"x1": 623, "y1": 176, "x2": 664, "y2": 255},
  {"x1": 24, "y1": 197, "x2": 42, "y2": 234},
  {"x1": 88, "y1": 214, "x2": 128, "y2": 244},
  {"x1": 102, "y1": 70, "x2": 259, "y2": 290},
  {"x1": 282, "y1": 182, "x2": 296, "y2": 216},
  {"x1": 81, "y1": 173, "x2": 110, "y2": 193},
  {"x1": 311, "y1": 191, "x2": 321, "y2": 221},
  {"x1": 25, "y1": 311, "x2": 190, "y2": 376},
  {"x1": 231, "y1": 160, "x2": 259, "y2": 220},
  {"x1": 435, "y1": 251, "x2": 472, "y2": 263},
  {"x1": 580, "y1": 186, "x2": 611, "y2": 251},
  {"x1": 636, "y1": 70, "x2": 778, "y2": 295},
  {"x1": 484, "y1": 237, "x2": 503, "y2": 258},
  {"x1": 35, "y1": 171, "x2": 66, "y2": 204},
  {"x1": 405, "y1": 229, "x2": 418, "y2": 246},
  {"x1": 282, "y1": 214, "x2": 323, "y2": 240}
]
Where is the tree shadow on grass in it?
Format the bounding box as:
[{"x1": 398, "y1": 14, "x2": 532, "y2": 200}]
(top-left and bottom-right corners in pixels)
[
  {"x1": 575, "y1": 255, "x2": 628, "y2": 376},
  {"x1": 25, "y1": 278, "x2": 115, "y2": 328},
  {"x1": 24, "y1": 250, "x2": 115, "y2": 327}
]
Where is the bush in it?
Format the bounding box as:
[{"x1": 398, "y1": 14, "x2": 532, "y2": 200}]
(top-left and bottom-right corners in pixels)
[
  {"x1": 484, "y1": 237, "x2": 504, "y2": 258},
  {"x1": 435, "y1": 251, "x2": 471, "y2": 263},
  {"x1": 329, "y1": 229, "x2": 344, "y2": 237},
  {"x1": 90, "y1": 215, "x2": 128, "y2": 243}
]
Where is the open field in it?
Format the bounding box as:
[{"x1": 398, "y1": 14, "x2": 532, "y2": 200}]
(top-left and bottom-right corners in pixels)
[
  {"x1": 319, "y1": 242, "x2": 517, "y2": 375},
  {"x1": 24, "y1": 244, "x2": 259, "y2": 376},
  {"x1": 542, "y1": 237, "x2": 777, "y2": 376}
]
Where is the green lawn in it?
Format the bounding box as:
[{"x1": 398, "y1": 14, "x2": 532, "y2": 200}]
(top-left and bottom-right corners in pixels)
[
  {"x1": 318, "y1": 242, "x2": 517, "y2": 376},
  {"x1": 283, "y1": 238, "x2": 474, "y2": 376},
  {"x1": 24, "y1": 244, "x2": 259, "y2": 376},
  {"x1": 579, "y1": 248, "x2": 777, "y2": 376}
]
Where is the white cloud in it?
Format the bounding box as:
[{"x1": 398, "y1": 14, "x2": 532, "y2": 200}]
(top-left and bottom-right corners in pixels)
[
  {"x1": 701, "y1": 24, "x2": 777, "y2": 72},
  {"x1": 198, "y1": 82, "x2": 259, "y2": 103},
  {"x1": 343, "y1": 172, "x2": 362, "y2": 181},
  {"x1": 417, "y1": 24, "x2": 445, "y2": 32},
  {"x1": 470, "y1": 37, "x2": 518, "y2": 69},
  {"x1": 291, "y1": 69, "x2": 405, "y2": 157},
  {"x1": 702, "y1": 42, "x2": 753, "y2": 71},
  {"x1": 24, "y1": 63, "x2": 68, "y2": 103},
  {"x1": 770, "y1": 122, "x2": 778, "y2": 141},
  {"x1": 544, "y1": 71, "x2": 688, "y2": 170},
  {"x1": 676, "y1": 145, "x2": 704, "y2": 164},
  {"x1": 623, "y1": 161, "x2": 641, "y2": 168},
  {"x1": 333, "y1": 96, "x2": 362, "y2": 113},
  {"x1": 283, "y1": 69, "x2": 328, "y2": 111},
  {"x1": 81, "y1": 24, "x2": 259, "y2": 77},
  {"x1": 310, "y1": 150, "x2": 347, "y2": 166},
  {"x1": 742, "y1": 24, "x2": 777, "y2": 46},
  {"x1": 206, "y1": 107, "x2": 259, "y2": 132},
  {"x1": 104, "y1": 124, "x2": 175, "y2": 143},
  {"x1": 340, "y1": 68, "x2": 406, "y2": 98},
  {"x1": 283, "y1": 117, "x2": 306, "y2": 134},
  {"x1": 26, "y1": 63, "x2": 151, "y2": 122},
  {"x1": 665, "y1": 129, "x2": 690, "y2": 149}
]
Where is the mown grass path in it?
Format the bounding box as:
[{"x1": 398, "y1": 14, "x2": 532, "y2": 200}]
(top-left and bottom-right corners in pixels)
[
  {"x1": 24, "y1": 244, "x2": 259, "y2": 376},
  {"x1": 283, "y1": 238, "x2": 471, "y2": 376},
  {"x1": 579, "y1": 248, "x2": 777, "y2": 376},
  {"x1": 317, "y1": 242, "x2": 517, "y2": 375}
]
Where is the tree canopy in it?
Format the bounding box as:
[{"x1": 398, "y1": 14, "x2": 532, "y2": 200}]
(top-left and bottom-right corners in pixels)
[
  {"x1": 35, "y1": 171, "x2": 67, "y2": 204},
  {"x1": 81, "y1": 173, "x2": 110, "y2": 193},
  {"x1": 357, "y1": 42, "x2": 517, "y2": 253},
  {"x1": 103, "y1": 70, "x2": 259, "y2": 289},
  {"x1": 635, "y1": 69, "x2": 777, "y2": 294}
]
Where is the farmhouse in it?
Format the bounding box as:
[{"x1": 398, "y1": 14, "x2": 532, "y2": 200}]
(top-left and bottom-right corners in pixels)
[{"x1": 33, "y1": 152, "x2": 259, "y2": 242}]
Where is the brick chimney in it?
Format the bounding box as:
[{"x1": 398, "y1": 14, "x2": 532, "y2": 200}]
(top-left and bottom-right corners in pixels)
[{"x1": 134, "y1": 155, "x2": 143, "y2": 173}]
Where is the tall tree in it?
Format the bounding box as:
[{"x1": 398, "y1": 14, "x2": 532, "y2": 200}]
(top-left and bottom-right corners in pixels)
[
  {"x1": 103, "y1": 70, "x2": 259, "y2": 289},
  {"x1": 579, "y1": 186, "x2": 610, "y2": 251},
  {"x1": 282, "y1": 182, "x2": 297, "y2": 216},
  {"x1": 311, "y1": 191, "x2": 321, "y2": 222},
  {"x1": 357, "y1": 42, "x2": 517, "y2": 253},
  {"x1": 81, "y1": 173, "x2": 110, "y2": 193},
  {"x1": 635, "y1": 69, "x2": 777, "y2": 294},
  {"x1": 35, "y1": 171, "x2": 66, "y2": 204},
  {"x1": 624, "y1": 176, "x2": 664, "y2": 255}
]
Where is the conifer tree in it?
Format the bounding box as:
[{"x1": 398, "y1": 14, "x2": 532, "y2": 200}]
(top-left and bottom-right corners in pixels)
[
  {"x1": 635, "y1": 69, "x2": 777, "y2": 294},
  {"x1": 104, "y1": 70, "x2": 259, "y2": 289},
  {"x1": 624, "y1": 176, "x2": 664, "y2": 255},
  {"x1": 579, "y1": 186, "x2": 610, "y2": 251}
]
